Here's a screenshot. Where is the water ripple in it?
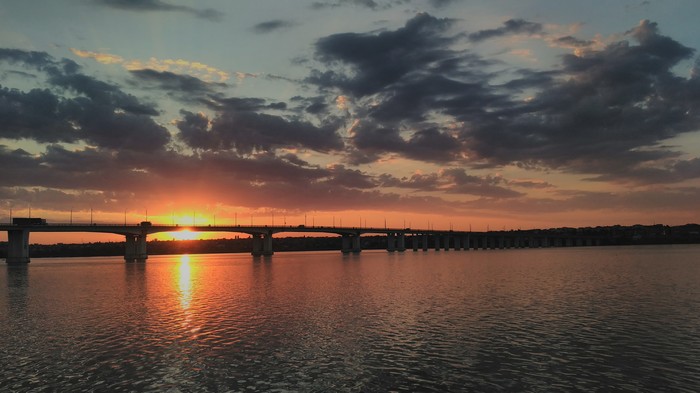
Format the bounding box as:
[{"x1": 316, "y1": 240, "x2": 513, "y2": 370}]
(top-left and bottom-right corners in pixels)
[{"x1": 1, "y1": 247, "x2": 700, "y2": 391}]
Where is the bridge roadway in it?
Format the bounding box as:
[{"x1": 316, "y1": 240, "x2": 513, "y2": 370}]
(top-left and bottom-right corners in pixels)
[{"x1": 1, "y1": 223, "x2": 601, "y2": 264}]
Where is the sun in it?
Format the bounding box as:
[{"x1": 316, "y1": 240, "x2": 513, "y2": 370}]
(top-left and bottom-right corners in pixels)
[{"x1": 170, "y1": 229, "x2": 199, "y2": 240}]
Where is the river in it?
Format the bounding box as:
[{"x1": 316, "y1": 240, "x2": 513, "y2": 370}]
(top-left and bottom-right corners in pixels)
[{"x1": 2, "y1": 245, "x2": 700, "y2": 392}]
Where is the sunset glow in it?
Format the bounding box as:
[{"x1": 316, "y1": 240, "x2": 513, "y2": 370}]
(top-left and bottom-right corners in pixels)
[{"x1": 170, "y1": 230, "x2": 199, "y2": 241}]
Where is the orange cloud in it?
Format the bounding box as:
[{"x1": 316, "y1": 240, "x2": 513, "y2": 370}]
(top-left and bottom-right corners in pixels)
[
  {"x1": 70, "y1": 48, "x2": 230, "y2": 82},
  {"x1": 70, "y1": 48, "x2": 124, "y2": 64}
]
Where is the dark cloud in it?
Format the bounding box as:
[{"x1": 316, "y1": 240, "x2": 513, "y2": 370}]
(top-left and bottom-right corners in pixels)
[
  {"x1": 311, "y1": 0, "x2": 407, "y2": 10},
  {"x1": 0, "y1": 48, "x2": 55, "y2": 70},
  {"x1": 0, "y1": 49, "x2": 170, "y2": 152},
  {"x1": 346, "y1": 122, "x2": 465, "y2": 165},
  {"x1": 49, "y1": 72, "x2": 158, "y2": 116},
  {"x1": 311, "y1": 13, "x2": 458, "y2": 96},
  {"x1": 554, "y1": 35, "x2": 594, "y2": 48},
  {"x1": 310, "y1": 16, "x2": 700, "y2": 184},
  {"x1": 211, "y1": 97, "x2": 286, "y2": 112},
  {"x1": 129, "y1": 69, "x2": 225, "y2": 104},
  {"x1": 463, "y1": 19, "x2": 699, "y2": 183},
  {"x1": 310, "y1": 0, "x2": 459, "y2": 10},
  {"x1": 309, "y1": 14, "x2": 502, "y2": 163},
  {"x1": 469, "y1": 19, "x2": 543, "y2": 42},
  {"x1": 0, "y1": 86, "x2": 79, "y2": 143},
  {"x1": 130, "y1": 69, "x2": 220, "y2": 94},
  {"x1": 95, "y1": 0, "x2": 223, "y2": 21},
  {"x1": 252, "y1": 19, "x2": 296, "y2": 34},
  {"x1": 379, "y1": 168, "x2": 523, "y2": 198},
  {"x1": 322, "y1": 164, "x2": 377, "y2": 189},
  {"x1": 176, "y1": 108, "x2": 344, "y2": 154}
]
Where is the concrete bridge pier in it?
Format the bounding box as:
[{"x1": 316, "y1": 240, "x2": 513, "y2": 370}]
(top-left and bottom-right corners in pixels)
[
  {"x1": 443, "y1": 235, "x2": 450, "y2": 251},
  {"x1": 464, "y1": 235, "x2": 470, "y2": 250},
  {"x1": 251, "y1": 233, "x2": 274, "y2": 257},
  {"x1": 251, "y1": 233, "x2": 274, "y2": 256},
  {"x1": 434, "y1": 235, "x2": 441, "y2": 251},
  {"x1": 412, "y1": 235, "x2": 418, "y2": 251},
  {"x1": 124, "y1": 234, "x2": 148, "y2": 262},
  {"x1": 397, "y1": 233, "x2": 406, "y2": 252},
  {"x1": 251, "y1": 234, "x2": 262, "y2": 256},
  {"x1": 422, "y1": 234, "x2": 429, "y2": 251},
  {"x1": 454, "y1": 236, "x2": 461, "y2": 251},
  {"x1": 351, "y1": 235, "x2": 361, "y2": 253},
  {"x1": 341, "y1": 234, "x2": 352, "y2": 254},
  {"x1": 387, "y1": 233, "x2": 396, "y2": 252},
  {"x1": 6, "y1": 229, "x2": 30, "y2": 264}
]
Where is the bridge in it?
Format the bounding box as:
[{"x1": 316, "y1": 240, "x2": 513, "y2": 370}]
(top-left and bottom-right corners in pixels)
[{"x1": 1, "y1": 222, "x2": 602, "y2": 264}]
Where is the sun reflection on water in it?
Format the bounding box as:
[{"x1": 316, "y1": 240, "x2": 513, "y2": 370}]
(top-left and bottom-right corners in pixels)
[
  {"x1": 176, "y1": 254, "x2": 201, "y2": 333},
  {"x1": 178, "y1": 254, "x2": 193, "y2": 307}
]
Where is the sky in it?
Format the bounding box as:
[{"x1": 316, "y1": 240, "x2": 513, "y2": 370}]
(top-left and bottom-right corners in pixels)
[{"x1": 1, "y1": 0, "x2": 700, "y2": 243}]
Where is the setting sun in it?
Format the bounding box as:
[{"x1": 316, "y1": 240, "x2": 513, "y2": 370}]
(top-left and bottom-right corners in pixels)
[{"x1": 169, "y1": 230, "x2": 199, "y2": 241}]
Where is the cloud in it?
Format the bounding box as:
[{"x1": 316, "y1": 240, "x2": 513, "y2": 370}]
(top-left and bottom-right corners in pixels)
[
  {"x1": 0, "y1": 48, "x2": 170, "y2": 152},
  {"x1": 462, "y1": 19, "x2": 699, "y2": 182},
  {"x1": 310, "y1": 13, "x2": 458, "y2": 96},
  {"x1": 71, "y1": 48, "x2": 230, "y2": 82},
  {"x1": 347, "y1": 122, "x2": 463, "y2": 163},
  {"x1": 311, "y1": 0, "x2": 408, "y2": 10},
  {"x1": 468, "y1": 18, "x2": 543, "y2": 42},
  {"x1": 129, "y1": 69, "x2": 226, "y2": 104},
  {"x1": 94, "y1": 0, "x2": 223, "y2": 21},
  {"x1": 0, "y1": 48, "x2": 57, "y2": 70},
  {"x1": 379, "y1": 168, "x2": 523, "y2": 198},
  {"x1": 0, "y1": 143, "x2": 465, "y2": 215},
  {"x1": 69, "y1": 48, "x2": 124, "y2": 65},
  {"x1": 176, "y1": 108, "x2": 344, "y2": 155},
  {"x1": 308, "y1": 16, "x2": 700, "y2": 184},
  {"x1": 310, "y1": 0, "x2": 459, "y2": 10},
  {"x1": 553, "y1": 35, "x2": 594, "y2": 48},
  {"x1": 252, "y1": 19, "x2": 296, "y2": 34}
]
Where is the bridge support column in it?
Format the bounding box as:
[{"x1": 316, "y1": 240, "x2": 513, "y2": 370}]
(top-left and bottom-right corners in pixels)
[
  {"x1": 387, "y1": 233, "x2": 396, "y2": 252},
  {"x1": 454, "y1": 236, "x2": 461, "y2": 251},
  {"x1": 412, "y1": 235, "x2": 418, "y2": 251},
  {"x1": 422, "y1": 234, "x2": 428, "y2": 251},
  {"x1": 351, "y1": 235, "x2": 361, "y2": 253},
  {"x1": 443, "y1": 235, "x2": 450, "y2": 251},
  {"x1": 125, "y1": 234, "x2": 135, "y2": 262},
  {"x1": 341, "y1": 234, "x2": 351, "y2": 254},
  {"x1": 124, "y1": 234, "x2": 148, "y2": 262},
  {"x1": 6, "y1": 229, "x2": 30, "y2": 264},
  {"x1": 465, "y1": 235, "x2": 470, "y2": 250},
  {"x1": 434, "y1": 235, "x2": 441, "y2": 251},
  {"x1": 136, "y1": 235, "x2": 148, "y2": 261},
  {"x1": 263, "y1": 233, "x2": 274, "y2": 256},
  {"x1": 251, "y1": 234, "x2": 263, "y2": 256},
  {"x1": 397, "y1": 233, "x2": 406, "y2": 252}
]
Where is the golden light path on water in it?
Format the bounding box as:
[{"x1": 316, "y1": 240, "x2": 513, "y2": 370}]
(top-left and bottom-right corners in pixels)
[{"x1": 176, "y1": 254, "x2": 201, "y2": 334}]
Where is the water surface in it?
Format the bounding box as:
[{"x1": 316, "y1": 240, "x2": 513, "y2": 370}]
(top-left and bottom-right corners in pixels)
[{"x1": 2, "y1": 245, "x2": 700, "y2": 391}]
